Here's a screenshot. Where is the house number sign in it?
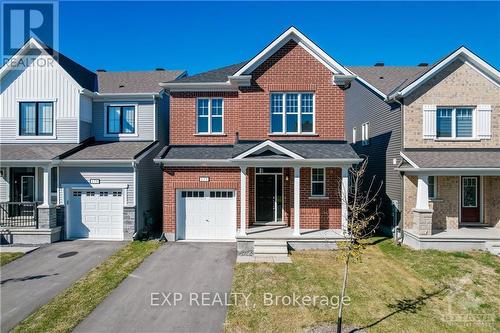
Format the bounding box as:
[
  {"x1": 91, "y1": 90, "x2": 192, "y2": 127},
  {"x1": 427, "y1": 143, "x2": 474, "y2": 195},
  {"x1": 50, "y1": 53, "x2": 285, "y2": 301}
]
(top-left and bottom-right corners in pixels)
[{"x1": 199, "y1": 176, "x2": 210, "y2": 182}]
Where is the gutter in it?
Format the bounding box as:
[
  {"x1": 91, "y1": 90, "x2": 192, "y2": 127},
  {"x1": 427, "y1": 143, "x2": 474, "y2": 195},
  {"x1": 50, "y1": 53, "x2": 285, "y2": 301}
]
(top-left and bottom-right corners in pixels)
[{"x1": 154, "y1": 158, "x2": 363, "y2": 167}]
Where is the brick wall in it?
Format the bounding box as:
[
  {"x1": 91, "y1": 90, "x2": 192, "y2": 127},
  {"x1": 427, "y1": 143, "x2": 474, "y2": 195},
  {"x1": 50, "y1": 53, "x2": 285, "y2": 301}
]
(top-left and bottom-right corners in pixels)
[
  {"x1": 403, "y1": 175, "x2": 417, "y2": 230},
  {"x1": 483, "y1": 176, "x2": 500, "y2": 228},
  {"x1": 169, "y1": 40, "x2": 345, "y2": 145},
  {"x1": 162, "y1": 167, "x2": 342, "y2": 236},
  {"x1": 430, "y1": 176, "x2": 459, "y2": 230},
  {"x1": 404, "y1": 59, "x2": 500, "y2": 148}
]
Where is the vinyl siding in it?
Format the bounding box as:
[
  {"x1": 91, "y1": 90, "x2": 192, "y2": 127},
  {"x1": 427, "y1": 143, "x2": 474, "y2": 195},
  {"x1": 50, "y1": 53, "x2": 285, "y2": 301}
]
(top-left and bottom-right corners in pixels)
[
  {"x1": 345, "y1": 79, "x2": 403, "y2": 226},
  {"x1": 59, "y1": 166, "x2": 135, "y2": 206},
  {"x1": 92, "y1": 100, "x2": 155, "y2": 141},
  {"x1": 136, "y1": 144, "x2": 162, "y2": 232},
  {"x1": 0, "y1": 49, "x2": 82, "y2": 143}
]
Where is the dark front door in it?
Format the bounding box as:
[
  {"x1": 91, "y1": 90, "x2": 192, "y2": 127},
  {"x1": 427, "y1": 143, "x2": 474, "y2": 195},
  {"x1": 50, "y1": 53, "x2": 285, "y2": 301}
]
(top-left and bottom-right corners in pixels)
[
  {"x1": 256, "y1": 174, "x2": 275, "y2": 222},
  {"x1": 461, "y1": 176, "x2": 480, "y2": 223}
]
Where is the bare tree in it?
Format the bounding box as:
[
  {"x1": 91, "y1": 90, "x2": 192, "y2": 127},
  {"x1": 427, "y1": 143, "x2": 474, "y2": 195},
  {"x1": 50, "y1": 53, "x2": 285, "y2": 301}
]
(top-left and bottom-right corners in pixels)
[{"x1": 336, "y1": 158, "x2": 382, "y2": 333}]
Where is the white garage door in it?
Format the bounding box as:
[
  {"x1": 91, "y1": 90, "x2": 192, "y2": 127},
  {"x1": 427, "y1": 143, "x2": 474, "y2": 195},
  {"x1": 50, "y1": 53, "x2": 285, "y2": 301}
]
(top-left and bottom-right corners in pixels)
[
  {"x1": 177, "y1": 189, "x2": 236, "y2": 240},
  {"x1": 68, "y1": 189, "x2": 124, "y2": 240}
]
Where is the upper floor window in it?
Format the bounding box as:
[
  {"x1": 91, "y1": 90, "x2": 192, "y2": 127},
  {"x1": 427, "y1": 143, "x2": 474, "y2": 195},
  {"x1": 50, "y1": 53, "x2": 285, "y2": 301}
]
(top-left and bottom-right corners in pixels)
[
  {"x1": 19, "y1": 102, "x2": 53, "y2": 136},
  {"x1": 107, "y1": 105, "x2": 136, "y2": 134},
  {"x1": 361, "y1": 122, "x2": 370, "y2": 146},
  {"x1": 197, "y1": 98, "x2": 223, "y2": 134},
  {"x1": 270, "y1": 93, "x2": 314, "y2": 134},
  {"x1": 436, "y1": 107, "x2": 473, "y2": 139}
]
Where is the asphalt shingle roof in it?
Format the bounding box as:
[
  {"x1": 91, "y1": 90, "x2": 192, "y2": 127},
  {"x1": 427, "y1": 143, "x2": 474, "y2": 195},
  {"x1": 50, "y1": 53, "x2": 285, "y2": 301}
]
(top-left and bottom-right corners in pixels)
[
  {"x1": 0, "y1": 143, "x2": 81, "y2": 161},
  {"x1": 402, "y1": 149, "x2": 500, "y2": 168},
  {"x1": 64, "y1": 141, "x2": 156, "y2": 160},
  {"x1": 159, "y1": 141, "x2": 359, "y2": 160},
  {"x1": 169, "y1": 62, "x2": 248, "y2": 83},
  {"x1": 348, "y1": 66, "x2": 429, "y2": 95},
  {"x1": 97, "y1": 70, "x2": 185, "y2": 94}
]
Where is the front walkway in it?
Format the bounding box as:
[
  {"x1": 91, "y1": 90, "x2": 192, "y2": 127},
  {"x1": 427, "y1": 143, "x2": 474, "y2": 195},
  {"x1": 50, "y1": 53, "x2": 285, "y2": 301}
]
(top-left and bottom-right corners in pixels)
[
  {"x1": 0, "y1": 240, "x2": 125, "y2": 332},
  {"x1": 74, "y1": 242, "x2": 236, "y2": 333}
]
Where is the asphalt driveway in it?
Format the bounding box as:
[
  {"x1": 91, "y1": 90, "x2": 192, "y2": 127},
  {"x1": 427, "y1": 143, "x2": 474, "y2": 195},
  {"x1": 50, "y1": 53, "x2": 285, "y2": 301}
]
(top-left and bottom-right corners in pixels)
[
  {"x1": 0, "y1": 240, "x2": 125, "y2": 332},
  {"x1": 75, "y1": 242, "x2": 236, "y2": 333}
]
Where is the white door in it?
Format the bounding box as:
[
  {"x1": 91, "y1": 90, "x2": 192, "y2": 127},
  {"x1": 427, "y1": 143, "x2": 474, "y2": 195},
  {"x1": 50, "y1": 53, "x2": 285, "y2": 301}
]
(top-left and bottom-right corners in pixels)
[
  {"x1": 68, "y1": 189, "x2": 124, "y2": 240},
  {"x1": 177, "y1": 189, "x2": 236, "y2": 240}
]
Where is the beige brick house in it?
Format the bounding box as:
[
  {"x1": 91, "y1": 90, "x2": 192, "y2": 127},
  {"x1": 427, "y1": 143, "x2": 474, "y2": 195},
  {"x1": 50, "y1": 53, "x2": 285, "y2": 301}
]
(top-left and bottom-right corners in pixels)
[
  {"x1": 347, "y1": 46, "x2": 500, "y2": 252},
  {"x1": 397, "y1": 47, "x2": 500, "y2": 251}
]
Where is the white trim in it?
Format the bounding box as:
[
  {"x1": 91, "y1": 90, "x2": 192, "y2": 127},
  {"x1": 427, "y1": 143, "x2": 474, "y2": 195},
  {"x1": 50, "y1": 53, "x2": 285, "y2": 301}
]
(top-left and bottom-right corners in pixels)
[
  {"x1": 361, "y1": 122, "x2": 370, "y2": 146},
  {"x1": 234, "y1": 27, "x2": 352, "y2": 77},
  {"x1": 293, "y1": 166, "x2": 301, "y2": 236},
  {"x1": 389, "y1": 46, "x2": 500, "y2": 99},
  {"x1": 239, "y1": 167, "x2": 247, "y2": 236},
  {"x1": 352, "y1": 127, "x2": 357, "y2": 144},
  {"x1": 233, "y1": 140, "x2": 305, "y2": 160},
  {"x1": 195, "y1": 97, "x2": 224, "y2": 135},
  {"x1": 397, "y1": 168, "x2": 500, "y2": 176},
  {"x1": 399, "y1": 152, "x2": 420, "y2": 169},
  {"x1": 310, "y1": 167, "x2": 326, "y2": 197},
  {"x1": 103, "y1": 103, "x2": 139, "y2": 137}
]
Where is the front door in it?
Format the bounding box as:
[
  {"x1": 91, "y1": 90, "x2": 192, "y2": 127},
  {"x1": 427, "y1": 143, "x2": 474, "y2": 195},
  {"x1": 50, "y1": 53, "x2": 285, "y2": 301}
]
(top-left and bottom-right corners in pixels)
[
  {"x1": 461, "y1": 176, "x2": 480, "y2": 223},
  {"x1": 255, "y1": 169, "x2": 283, "y2": 223}
]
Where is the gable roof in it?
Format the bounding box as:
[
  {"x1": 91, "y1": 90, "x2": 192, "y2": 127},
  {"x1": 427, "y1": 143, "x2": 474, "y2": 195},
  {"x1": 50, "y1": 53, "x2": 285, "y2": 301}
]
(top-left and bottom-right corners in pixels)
[
  {"x1": 388, "y1": 46, "x2": 500, "y2": 100},
  {"x1": 97, "y1": 70, "x2": 185, "y2": 94},
  {"x1": 0, "y1": 38, "x2": 97, "y2": 91},
  {"x1": 233, "y1": 26, "x2": 352, "y2": 77},
  {"x1": 399, "y1": 149, "x2": 500, "y2": 169}
]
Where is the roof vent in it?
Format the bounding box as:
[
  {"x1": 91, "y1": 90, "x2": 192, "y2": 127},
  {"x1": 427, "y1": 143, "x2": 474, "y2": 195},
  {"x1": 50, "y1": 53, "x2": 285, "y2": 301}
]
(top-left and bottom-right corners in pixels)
[
  {"x1": 96, "y1": 69, "x2": 106, "y2": 72},
  {"x1": 119, "y1": 84, "x2": 125, "y2": 88},
  {"x1": 418, "y1": 63, "x2": 429, "y2": 67},
  {"x1": 374, "y1": 62, "x2": 384, "y2": 67},
  {"x1": 379, "y1": 76, "x2": 384, "y2": 79},
  {"x1": 155, "y1": 68, "x2": 165, "y2": 71}
]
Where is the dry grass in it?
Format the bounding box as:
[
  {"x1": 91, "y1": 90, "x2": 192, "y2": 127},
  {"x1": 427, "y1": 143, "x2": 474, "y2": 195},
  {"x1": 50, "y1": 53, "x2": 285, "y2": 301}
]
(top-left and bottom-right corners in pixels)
[
  {"x1": 0, "y1": 252, "x2": 23, "y2": 266},
  {"x1": 12, "y1": 240, "x2": 161, "y2": 333},
  {"x1": 225, "y1": 238, "x2": 499, "y2": 333}
]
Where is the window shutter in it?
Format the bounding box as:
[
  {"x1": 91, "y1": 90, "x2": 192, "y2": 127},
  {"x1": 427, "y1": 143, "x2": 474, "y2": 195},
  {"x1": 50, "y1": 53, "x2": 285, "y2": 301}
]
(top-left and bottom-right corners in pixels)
[
  {"x1": 476, "y1": 104, "x2": 492, "y2": 139},
  {"x1": 422, "y1": 105, "x2": 437, "y2": 139}
]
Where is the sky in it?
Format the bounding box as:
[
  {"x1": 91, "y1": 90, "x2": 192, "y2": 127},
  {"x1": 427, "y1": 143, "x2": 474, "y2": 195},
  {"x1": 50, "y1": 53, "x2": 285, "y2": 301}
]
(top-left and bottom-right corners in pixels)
[{"x1": 57, "y1": 1, "x2": 500, "y2": 74}]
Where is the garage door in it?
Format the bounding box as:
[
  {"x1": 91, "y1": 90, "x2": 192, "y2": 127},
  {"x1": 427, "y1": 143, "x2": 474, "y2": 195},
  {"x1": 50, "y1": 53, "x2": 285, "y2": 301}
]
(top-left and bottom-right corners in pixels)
[
  {"x1": 68, "y1": 189, "x2": 124, "y2": 240},
  {"x1": 177, "y1": 189, "x2": 236, "y2": 240}
]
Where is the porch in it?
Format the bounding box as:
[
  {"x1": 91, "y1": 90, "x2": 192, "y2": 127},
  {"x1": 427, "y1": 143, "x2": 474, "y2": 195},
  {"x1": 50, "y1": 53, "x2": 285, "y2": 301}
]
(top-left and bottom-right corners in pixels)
[{"x1": 0, "y1": 165, "x2": 61, "y2": 244}]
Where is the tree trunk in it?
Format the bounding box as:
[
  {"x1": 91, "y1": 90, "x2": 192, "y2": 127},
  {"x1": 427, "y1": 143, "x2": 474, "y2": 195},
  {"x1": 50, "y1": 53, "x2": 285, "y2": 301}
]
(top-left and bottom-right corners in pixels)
[{"x1": 337, "y1": 254, "x2": 350, "y2": 333}]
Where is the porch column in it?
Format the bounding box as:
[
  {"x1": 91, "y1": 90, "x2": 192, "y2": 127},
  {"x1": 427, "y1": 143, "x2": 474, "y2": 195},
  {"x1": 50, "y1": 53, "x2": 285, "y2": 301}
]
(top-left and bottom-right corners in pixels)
[
  {"x1": 42, "y1": 165, "x2": 51, "y2": 207},
  {"x1": 341, "y1": 167, "x2": 349, "y2": 234},
  {"x1": 416, "y1": 175, "x2": 429, "y2": 210},
  {"x1": 239, "y1": 166, "x2": 247, "y2": 236},
  {"x1": 293, "y1": 166, "x2": 301, "y2": 236}
]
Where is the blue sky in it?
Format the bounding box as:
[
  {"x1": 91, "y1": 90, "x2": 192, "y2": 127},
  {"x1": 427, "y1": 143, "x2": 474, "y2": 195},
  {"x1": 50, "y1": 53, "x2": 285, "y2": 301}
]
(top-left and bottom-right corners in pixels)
[{"x1": 59, "y1": 1, "x2": 500, "y2": 74}]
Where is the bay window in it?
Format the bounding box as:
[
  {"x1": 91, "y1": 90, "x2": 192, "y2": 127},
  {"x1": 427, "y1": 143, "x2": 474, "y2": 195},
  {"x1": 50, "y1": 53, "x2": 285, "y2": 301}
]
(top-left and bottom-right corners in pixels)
[
  {"x1": 19, "y1": 102, "x2": 53, "y2": 136},
  {"x1": 197, "y1": 98, "x2": 223, "y2": 134},
  {"x1": 270, "y1": 93, "x2": 314, "y2": 134}
]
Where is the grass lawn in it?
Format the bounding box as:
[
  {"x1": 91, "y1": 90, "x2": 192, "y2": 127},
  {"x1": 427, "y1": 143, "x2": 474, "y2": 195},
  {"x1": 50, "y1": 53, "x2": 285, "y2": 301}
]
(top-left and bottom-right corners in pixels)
[
  {"x1": 0, "y1": 252, "x2": 24, "y2": 266},
  {"x1": 225, "y1": 238, "x2": 499, "y2": 333},
  {"x1": 12, "y1": 240, "x2": 161, "y2": 333}
]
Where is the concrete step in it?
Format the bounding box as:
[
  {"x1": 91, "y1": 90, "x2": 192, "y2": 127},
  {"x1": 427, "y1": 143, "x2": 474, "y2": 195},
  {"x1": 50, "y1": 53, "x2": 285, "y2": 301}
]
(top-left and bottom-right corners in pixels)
[
  {"x1": 485, "y1": 242, "x2": 500, "y2": 256},
  {"x1": 254, "y1": 246, "x2": 289, "y2": 255},
  {"x1": 254, "y1": 240, "x2": 288, "y2": 246}
]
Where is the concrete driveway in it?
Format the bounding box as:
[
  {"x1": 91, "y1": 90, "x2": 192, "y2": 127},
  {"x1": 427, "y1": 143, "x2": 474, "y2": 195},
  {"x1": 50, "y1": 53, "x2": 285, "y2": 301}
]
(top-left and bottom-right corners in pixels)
[
  {"x1": 1, "y1": 240, "x2": 125, "y2": 332},
  {"x1": 75, "y1": 242, "x2": 236, "y2": 333}
]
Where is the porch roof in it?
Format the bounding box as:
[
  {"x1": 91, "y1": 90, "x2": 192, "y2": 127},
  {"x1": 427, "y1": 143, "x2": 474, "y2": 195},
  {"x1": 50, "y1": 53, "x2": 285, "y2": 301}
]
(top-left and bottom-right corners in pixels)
[
  {"x1": 156, "y1": 140, "x2": 360, "y2": 165},
  {"x1": 0, "y1": 143, "x2": 81, "y2": 162},
  {"x1": 62, "y1": 141, "x2": 156, "y2": 161},
  {"x1": 400, "y1": 149, "x2": 500, "y2": 169}
]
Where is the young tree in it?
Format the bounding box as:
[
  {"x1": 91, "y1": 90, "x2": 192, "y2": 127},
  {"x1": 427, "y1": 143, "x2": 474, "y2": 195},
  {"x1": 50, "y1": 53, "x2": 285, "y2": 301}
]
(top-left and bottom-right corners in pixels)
[{"x1": 336, "y1": 158, "x2": 382, "y2": 333}]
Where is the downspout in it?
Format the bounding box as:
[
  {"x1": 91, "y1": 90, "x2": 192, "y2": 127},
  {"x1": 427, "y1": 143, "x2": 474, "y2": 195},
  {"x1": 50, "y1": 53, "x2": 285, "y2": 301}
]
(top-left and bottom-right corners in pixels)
[
  {"x1": 132, "y1": 161, "x2": 138, "y2": 240},
  {"x1": 392, "y1": 97, "x2": 404, "y2": 244}
]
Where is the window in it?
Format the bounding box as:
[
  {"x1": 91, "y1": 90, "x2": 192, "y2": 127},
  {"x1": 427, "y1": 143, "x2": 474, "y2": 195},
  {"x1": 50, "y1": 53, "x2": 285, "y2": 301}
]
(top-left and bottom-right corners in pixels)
[
  {"x1": 362, "y1": 122, "x2": 370, "y2": 145},
  {"x1": 311, "y1": 168, "x2": 325, "y2": 196},
  {"x1": 436, "y1": 107, "x2": 474, "y2": 139},
  {"x1": 197, "y1": 98, "x2": 224, "y2": 134},
  {"x1": 107, "y1": 105, "x2": 136, "y2": 134},
  {"x1": 462, "y1": 177, "x2": 478, "y2": 207},
  {"x1": 352, "y1": 127, "x2": 357, "y2": 144},
  {"x1": 270, "y1": 93, "x2": 314, "y2": 134},
  {"x1": 428, "y1": 176, "x2": 437, "y2": 199},
  {"x1": 19, "y1": 102, "x2": 53, "y2": 136}
]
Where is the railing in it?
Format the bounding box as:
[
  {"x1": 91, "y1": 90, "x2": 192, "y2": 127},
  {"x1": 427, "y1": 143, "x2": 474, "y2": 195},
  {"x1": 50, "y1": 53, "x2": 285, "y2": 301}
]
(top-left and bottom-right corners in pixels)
[{"x1": 0, "y1": 202, "x2": 39, "y2": 228}]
